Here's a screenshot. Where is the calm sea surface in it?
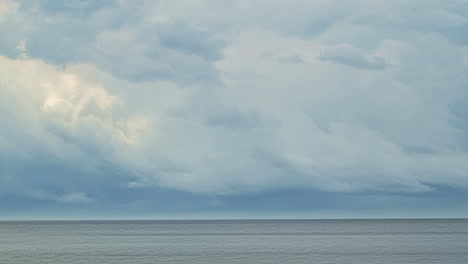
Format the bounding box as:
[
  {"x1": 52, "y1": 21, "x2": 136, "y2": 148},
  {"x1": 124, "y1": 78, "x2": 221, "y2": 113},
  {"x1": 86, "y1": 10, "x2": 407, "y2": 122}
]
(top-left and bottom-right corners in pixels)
[{"x1": 0, "y1": 219, "x2": 467, "y2": 264}]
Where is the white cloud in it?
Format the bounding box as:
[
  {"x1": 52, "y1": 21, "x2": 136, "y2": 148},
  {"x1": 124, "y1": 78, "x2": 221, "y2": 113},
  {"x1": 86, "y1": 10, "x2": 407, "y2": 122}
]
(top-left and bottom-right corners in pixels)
[
  {"x1": 0, "y1": 56, "x2": 149, "y2": 179},
  {"x1": 0, "y1": 0, "x2": 17, "y2": 19}
]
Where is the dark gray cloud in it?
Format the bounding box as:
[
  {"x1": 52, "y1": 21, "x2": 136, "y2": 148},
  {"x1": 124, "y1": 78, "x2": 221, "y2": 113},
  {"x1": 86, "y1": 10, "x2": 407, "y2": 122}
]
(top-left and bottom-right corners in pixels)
[
  {"x1": 318, "y1": 44, "x2": 388, "y2": 69},
  {"x1": 17, "y1": 0, "x2": 117, "y2": 16},
  {"x1": 279, "y1": 53, "x2": 306, "y2": 64},
  {"x1": 0, "y1": 0, "x2": 225, "y2": 84}
]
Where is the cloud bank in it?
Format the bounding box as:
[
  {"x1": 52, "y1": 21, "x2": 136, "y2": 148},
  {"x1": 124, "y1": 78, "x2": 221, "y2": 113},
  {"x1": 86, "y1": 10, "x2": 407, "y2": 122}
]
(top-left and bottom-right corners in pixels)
[{"x1": 0, "y1": 0, "x2": 467, "y2": 215}]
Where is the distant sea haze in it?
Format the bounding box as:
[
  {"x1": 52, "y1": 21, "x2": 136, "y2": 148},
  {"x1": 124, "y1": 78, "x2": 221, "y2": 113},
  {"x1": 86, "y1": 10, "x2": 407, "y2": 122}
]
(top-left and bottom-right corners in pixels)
[{"x1": 1, "y1": 219, "x2": 467, "y2": 264}]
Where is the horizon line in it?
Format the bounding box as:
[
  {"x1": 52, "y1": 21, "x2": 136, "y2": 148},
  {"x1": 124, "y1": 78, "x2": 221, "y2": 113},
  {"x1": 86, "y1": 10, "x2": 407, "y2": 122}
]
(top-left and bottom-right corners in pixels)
[{"x1": 1, "y1": 217, "x2": 467, "y2": 222}]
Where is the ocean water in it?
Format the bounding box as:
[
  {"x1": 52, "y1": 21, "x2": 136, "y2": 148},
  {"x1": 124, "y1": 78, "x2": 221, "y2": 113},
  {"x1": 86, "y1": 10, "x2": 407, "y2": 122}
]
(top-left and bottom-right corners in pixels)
[{"x1": 0, "y1": 219, "x2": 467, "y2": 264}]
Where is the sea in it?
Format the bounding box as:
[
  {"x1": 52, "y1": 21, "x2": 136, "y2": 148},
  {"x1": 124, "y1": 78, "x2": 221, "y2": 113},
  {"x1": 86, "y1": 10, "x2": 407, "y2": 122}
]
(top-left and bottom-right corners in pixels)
[{"x1": 0, "y1": 219, "x2": 467, "y2": 264}]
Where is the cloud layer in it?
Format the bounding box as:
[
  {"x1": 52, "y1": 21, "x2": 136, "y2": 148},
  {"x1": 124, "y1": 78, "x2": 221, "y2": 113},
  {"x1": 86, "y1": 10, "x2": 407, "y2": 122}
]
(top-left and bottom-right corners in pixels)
[{"x1": 0, "y1": 0, "x2": 468, "y2": 216}]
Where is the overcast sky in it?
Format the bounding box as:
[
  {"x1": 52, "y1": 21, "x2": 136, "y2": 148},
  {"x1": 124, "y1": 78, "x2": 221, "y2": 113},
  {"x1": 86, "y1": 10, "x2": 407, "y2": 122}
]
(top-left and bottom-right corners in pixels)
[{"x1": 0, "y1": 0, "x2": 467, "y2": 219}]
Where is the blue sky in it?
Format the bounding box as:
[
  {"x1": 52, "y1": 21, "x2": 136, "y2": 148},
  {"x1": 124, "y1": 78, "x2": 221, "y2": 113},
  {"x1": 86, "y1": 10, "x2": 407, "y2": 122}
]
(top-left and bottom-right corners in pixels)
[{"x1": 0, "y1": 0, "x2": 468, "y2": 219}]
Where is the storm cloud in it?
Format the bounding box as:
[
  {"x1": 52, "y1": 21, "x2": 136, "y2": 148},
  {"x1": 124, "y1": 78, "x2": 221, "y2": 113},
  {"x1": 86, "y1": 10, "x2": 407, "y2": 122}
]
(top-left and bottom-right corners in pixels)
[{"x1": 1, "y1": 0, "x2": 467, "y2": 218}]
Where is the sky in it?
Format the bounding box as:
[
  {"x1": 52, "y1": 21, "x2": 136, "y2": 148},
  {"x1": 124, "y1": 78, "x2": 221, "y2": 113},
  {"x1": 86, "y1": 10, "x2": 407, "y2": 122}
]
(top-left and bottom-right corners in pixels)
[{"x1": 0, "y1": 0, "x2": 468, "y2": 220}]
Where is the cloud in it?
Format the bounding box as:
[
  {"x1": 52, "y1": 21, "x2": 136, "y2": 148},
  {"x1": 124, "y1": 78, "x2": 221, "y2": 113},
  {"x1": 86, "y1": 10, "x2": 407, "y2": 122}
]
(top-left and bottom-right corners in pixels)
[
  {"x1": 0, "y1": 0, "x2": 226, "y2": 84},
  {"x1": 17, "y1": 0, "x2": 116, "y2": 16},
  {"x1": 279, "y1": 53, "x2": 306, "y2": 64},
  {"x1": 0, "y1": 0, "x2": 468, "y2": 212},
  {"x1": 0, "y1": 55, "x2": 150, "y2": 201},
  {"x1": 0, "y1": 0, "x2": 17, "y2": 19},
  {"x1": 318, "y1": 44, "x2": 388, "y2": 69}
]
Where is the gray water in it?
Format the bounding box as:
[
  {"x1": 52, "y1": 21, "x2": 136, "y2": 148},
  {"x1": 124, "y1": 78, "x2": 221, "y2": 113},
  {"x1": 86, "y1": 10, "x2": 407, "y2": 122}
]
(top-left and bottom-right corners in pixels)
[{"x1": 0, "y1": 219, "x2": 467, "y2": 264}]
